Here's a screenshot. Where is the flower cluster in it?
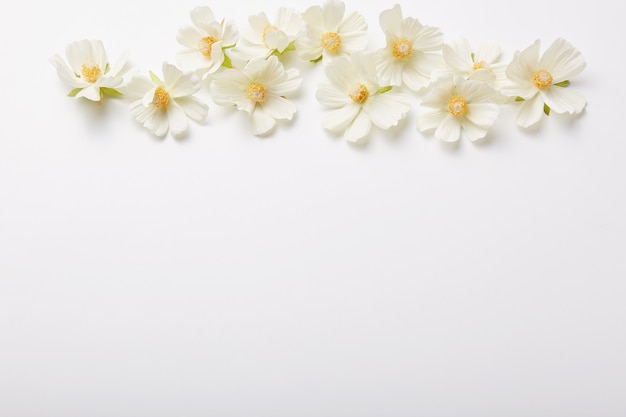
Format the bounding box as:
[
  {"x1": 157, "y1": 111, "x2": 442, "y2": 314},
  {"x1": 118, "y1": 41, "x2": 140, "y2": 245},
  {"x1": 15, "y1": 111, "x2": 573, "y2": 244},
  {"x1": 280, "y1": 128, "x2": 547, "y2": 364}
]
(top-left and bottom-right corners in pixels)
[{"x1": 50, "y1": 1, "x2": 587, "y2": 143}]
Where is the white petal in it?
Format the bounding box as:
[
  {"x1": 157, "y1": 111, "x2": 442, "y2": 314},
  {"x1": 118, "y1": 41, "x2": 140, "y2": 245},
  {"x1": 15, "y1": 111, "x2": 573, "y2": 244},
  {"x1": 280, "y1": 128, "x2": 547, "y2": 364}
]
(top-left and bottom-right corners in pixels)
[
  {"x1": 338, "y1": 10, "x2": 367, "y2": 33},
  {"x1": 506, "y1": 40, "x2": 540, "y2": 86},
  {"x1": 363, "y1": 92, "x2": 410, "y2": 129},
  {"x1": 262, "y1": 95, "x2": 297, "y2": 120},
  {"x1": 416, "y1": 109, "x2": 448, "y2": 133},
  {"x1": 540, "y1": 86, "x2": 586, "y2": 114},
  {"x1": 322, "y1": 103, "x2": 361, "y2": 132},
  {"x1": 123, "y1": 75, "x2": 155, "y2": 99},
  {"x1": 379, "y1": 4, "x2": 403, "y2": 39},
  {"x1": 435, "y1": 114, "x2": 462, "y2": 142},
  {"x1": 316, "y1": 80, "x2": 352, "y2": 108},
  {"x1": 461, "y1": 119, "x2": 490, "y2": 142},
  {"x1": 265, "y1": 30, "x2": 290, "y2": 53},
  {"x1": 474, "y1": 42, "x2": 501, "y2": 64},
  {"x1": 375, "y1": 49, "x2": 404, "y2": 86},
  {"x1": 75, "y1": 85, "x2": 101, "y2": 101},
  {"x1": 323, "y1": 0, "x2": 345, "y2": 31},
  {"x1": 190, "y1": 6, "x2": 216, "y2": 33},
  {"x1": 324, "y1": 56, "x2": 360, "y2": 92},
  {"x1": 345, "y1": 110, "x2": 372, "y2": 143},
  {"x1": 163, "y1": 63, "x2": 201, "y2": 98},
  {"x1": 516, "y1": 93, "x2": 544, "y2": 128},
  {"x1": 248, "y1": 12, "x2": 270, "y2": 34},
  {"x1": 412, "y1": 25, "x2": 444, "y2": 52},
  {"x1": 443, "y1": 40, "x2": 472, "y2": 73},
  {"x1": 177, "y1": 26, "x2": 203, "y2": 50},
  {"x1": 457, "y1": 77, "x2": 497, "y2": 103},
  {"x1": 251, "y1": 106, "x2": 277, "y2": 135},
  {"x1": 336, "y1": 30, "x2": 369, "y2": 55},
  {"x1": 465, "y1": 102, "x2": 500, "y2": 128},
  {"x1": 65, "y1": 39, "x2": 92, "y2": 73},
  {"x1": 539, "y1": 38, "x2": 586, "y2": 82},
  {"x1": 49, "y1": 54, "x2": 85, "y2": 89},
  {"x1": 167, "y1": 102, "x2": 189, "y2": 137},
  {"x1": 271, "y1": 68, "x2": 302, "y2": 97},
  {"x1": 176, "y1": 96, "x2": 209, "y2": 122}
]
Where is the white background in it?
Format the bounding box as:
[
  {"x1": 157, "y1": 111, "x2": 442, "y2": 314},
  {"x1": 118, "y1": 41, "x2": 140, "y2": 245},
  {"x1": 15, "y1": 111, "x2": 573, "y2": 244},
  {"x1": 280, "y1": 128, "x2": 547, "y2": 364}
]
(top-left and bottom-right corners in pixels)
[{"x1": 1, "y1": 0, "x2": 625, "y2": 416}]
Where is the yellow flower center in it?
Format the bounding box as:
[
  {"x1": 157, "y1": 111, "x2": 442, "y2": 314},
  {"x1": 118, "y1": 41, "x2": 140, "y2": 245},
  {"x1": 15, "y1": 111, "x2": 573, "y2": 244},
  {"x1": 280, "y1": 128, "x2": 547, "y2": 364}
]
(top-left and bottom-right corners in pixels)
[
  {"x1": 533, "y1": 68, "x2": 553, "y2": 89},
  {"x1": 81, "y1": 64, "x2": 102, "y2": 83},
  {"x1": 152, "y1": 87, "x2": 170, "y2": 109},
  {"x1": 262, "y1": 24, "x2": 279, "y2": 44},
  {"x1": 321, "y1": 32, "x2": 342, "y2": 52},
  {"x1": 349, "y1": 84, "x2": 369, "y2": 104},
  {"x1": 247, "y1": 83, "x2": 267, "y2": 103},
  {"x1": 392, "y1": 38, "x2": 413, "y2": 58},
  {"x1": 472, "y1": 61, "x2": 485, "y2": 70},
  {"x1": 198, "y1": 36, "x2": 218, "y2": 57},
  {"x1": 448, "y1": 96, "x2": 467, "y2": 117}
]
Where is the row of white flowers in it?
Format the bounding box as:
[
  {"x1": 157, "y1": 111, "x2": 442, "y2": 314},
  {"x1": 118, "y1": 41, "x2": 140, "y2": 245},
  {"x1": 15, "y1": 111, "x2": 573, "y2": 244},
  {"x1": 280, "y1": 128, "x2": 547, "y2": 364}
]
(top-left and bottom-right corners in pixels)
[{"x1": 50, "y1": 1, "x2": 587, "y2": 143}]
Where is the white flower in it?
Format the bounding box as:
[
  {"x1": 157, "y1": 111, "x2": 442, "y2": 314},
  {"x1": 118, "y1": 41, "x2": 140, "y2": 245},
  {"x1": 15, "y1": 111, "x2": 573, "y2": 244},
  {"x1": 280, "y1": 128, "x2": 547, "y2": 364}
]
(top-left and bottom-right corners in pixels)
[
  {"x1": 176, "y1": 6, "x2": 239, "y2": 79},
  {"x1": 296, "y1": 0, "x2": 368, "y2": 62},
  {"x1": 416, "y1": 75, "x2": 500, "y2": 143},
  {"x1": 210, "y1": 56, "x2": 302, "y2": 136},
  {"x1": 502, "y1": 38, "x2": 586, "y2": 128},
  {"x1": 125, "y1": 63, "x2": 208, "y2": 138},
  {"x1": 442, "y1": 38, "x2": 505, "y2": 86},
  {"x1": 316, "y1": 53, "x2": 411, "y2": 143},
  {"x1": 375, "y1": 4, "x2": 444, "y2": 91},
  {"x1": 230, "y1": 8, "x2": 303, "y2": 61},
  {"x1": 49, "y1": 39, "x2": 132, "y2": 102}
]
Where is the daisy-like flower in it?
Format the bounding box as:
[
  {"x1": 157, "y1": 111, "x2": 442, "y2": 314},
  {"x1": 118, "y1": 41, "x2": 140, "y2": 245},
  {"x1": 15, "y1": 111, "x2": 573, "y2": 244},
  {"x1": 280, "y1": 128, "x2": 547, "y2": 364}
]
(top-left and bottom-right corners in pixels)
[
  {"x1": 295, "y1": 0, "x2": 368, "y2": 62},
  {"x1": 416, "y1": 74, "x2": 500, "y2": 143},
  {"x1": 375, "y1": 4, "x2": 444, "y2": 91},
  {"x1": 125, "y1": 62, "x2": 208, "y2": 138},
  {"x1": 176, "y1": 6, "x2": 239, "y2": 79},
  {"x1": 210, "y1": 55, "x2": 302, "y2": 136},
  {"x1": 49, "y1": 39, "x2": 132, "y2": 102},
  {"x1": 442, "y1": 38, "x2": 505, "y2": 86},
  {"x1": 230, "y1": 8, "x2": 303, "y2": 61},
  {"x1": 316, "y1": 52, "x2": 411, "y2": 143},
  {"x1": 502, "y1": 38, "x2": 586, "y2": 128}
]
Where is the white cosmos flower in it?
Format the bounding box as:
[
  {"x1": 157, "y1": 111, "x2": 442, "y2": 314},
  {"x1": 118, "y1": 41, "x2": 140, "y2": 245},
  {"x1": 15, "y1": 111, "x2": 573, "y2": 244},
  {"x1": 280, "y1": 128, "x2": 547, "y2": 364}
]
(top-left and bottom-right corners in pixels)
[
  {"x1": 375, "y1": 4, "x2": 444, "y2": 91},
  {"x1": 230, "y1": 8, "x2": 303, "y2": 61},
  {"x1": 210, "y1": 56, "x2": 302, "y2": 136},
  {"x1": 295, "y1": 0, "x2": 368, "y2": 62},
  {"x1": 49, "y1": 39, "x2": 132, "y2": 102},
  {"x1": 125, "y1": 63, "x2": 208, "y2": 138},
  {"x1": 502, "y1": 38, "x2": 586, "y2": 128},
  {"x1": 416, "y1": 74, "x2": 500, "y2": 143},
  {"x1": 316, "y1": 52, "x2": 411, "y2": 143},
  {"x1": 176, "y1": 6, "x2": 239, "y2": 79},
  {"x1": 442, "y1": 38, "x2": 505, "y2": 86}
]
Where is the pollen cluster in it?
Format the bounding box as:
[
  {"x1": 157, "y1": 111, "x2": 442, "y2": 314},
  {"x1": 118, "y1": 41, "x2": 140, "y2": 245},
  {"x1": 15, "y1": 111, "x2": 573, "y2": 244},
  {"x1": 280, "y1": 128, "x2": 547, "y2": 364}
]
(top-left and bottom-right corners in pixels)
[
  {"x1": 392, "y1": 39, "x2": 412, "y2": 58},
  {"x1": 152, "y1": 87, "x2": 170, "y2": 109},
  {"x1": 321, "y1": 32, "x2": 342, "y2": 52},
  {"x1": 247, "y1": 83, "x2": 267, "y2": 102},
  {"x1": 198, "y1": 36, "x2": 218, "y2": 57},
  {"x1": 532, "y1": 69, "x2": 553, "y2": 89},
  {"x1": 81, "y1": 64, "x2": 102, "y2": 83},
  {"x1": 349, "y1": 84, "x2": 369, "y2": 104},
  {"x1": 448, "y1": 96, "x2": 468, "y2": 117}
]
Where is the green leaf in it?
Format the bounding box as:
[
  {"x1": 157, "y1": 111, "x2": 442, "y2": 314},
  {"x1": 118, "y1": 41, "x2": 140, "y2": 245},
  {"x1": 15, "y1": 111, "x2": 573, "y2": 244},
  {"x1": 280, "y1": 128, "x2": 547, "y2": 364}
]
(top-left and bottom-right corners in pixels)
[
  {"x1": 543, "y1": 103, "x2": 551, "y2": 116},
  {"x1": 554, "y1": 80, "x2": 570, "y2": 87},
  {"x1": 515, "y1": 96, "x2": 525, "y2": 102},
  {"x1": 376, "y1": 86, "x2": 393, "y2": 94},
  {"x1": 149, "y1": 71, "x2": 162, "y2": 84},
  {"x1": 222, "y1": 53, "x2": 233, "y2": 68},
  {"x1": 311, "y1": 55, "x2": 323, "y2": 63},
  {"x1": 104, "y1": 63, "x2": 111, "y2": 74},
  {"x1": 101, "y1": 87, "x2": 123, "y2": 97},
  {"x1": 223, "y1": 44, "x2": 236, "y2": 50},
  {"x1": 67, "y1": 88, "x2": 83, "y2": 97},
  {"x1": 284, "y1": 41, "x2": 296, "y2": 52},
  {"x1": 471, "y1": 52, "x2": 475, "y2": 62}
]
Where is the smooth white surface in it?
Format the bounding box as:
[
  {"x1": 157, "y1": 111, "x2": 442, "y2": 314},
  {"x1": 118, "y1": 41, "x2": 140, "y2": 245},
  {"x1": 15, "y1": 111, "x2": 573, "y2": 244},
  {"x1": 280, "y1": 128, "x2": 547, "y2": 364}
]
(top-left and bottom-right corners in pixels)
[{"x1": 1, "y1": 1, "x2": 625, "y2": 416}]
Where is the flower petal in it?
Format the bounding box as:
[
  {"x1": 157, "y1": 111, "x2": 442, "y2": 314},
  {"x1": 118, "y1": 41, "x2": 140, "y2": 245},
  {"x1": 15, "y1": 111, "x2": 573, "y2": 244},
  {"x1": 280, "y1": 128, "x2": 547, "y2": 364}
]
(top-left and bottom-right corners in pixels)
[
  {"x1": 540, "y1": 86, "x2": 586, "y2": 114},
  {"x1": 435, "y1": 114, "x2": 462, "y2": 142},
  {"x1": 324, "y1": 56, "x2": 361, "y2": 92},
  {"x1": 461, "y1": 119, "x2": 490, "y2": 142},
  {"x1": 539, "y1": 38, "x2": 586, "y2": 82},
  {"x1": 363, "y1": 92, "x2": 410, "y2": 129},
  {"x1": 323, "y1": 0, "x2": 345, "y2": 31},
  {"x1": 322, "y1": 103, "x2": 360, "y2": 133},
  {"x1": 379, "y1": 4, "x2": 403, "y2": 39},
  {"x1": 338, "y1": 10, "x2": 367, "y2": 34},
  {"x1": 190, "y1": 6, "x2": 216, "y2": 33},
  {"x1": 465, "y1": 102, "x2": 500, "y2": 128},
  {"x1": 516, "y1": 93, "x2": 544, "y2": 128},
  {"x1": 49, "y1": 54, "x2": 85, "y2": 89},
  {"x1": 262, "y1": 95, "x2": 297, "y2": 120},
  {"x1": 416, "y1": 109, "x2": 448, "y2": 133},
  {"x1": 167, "y1": 102, "x2": 189, "y2": 137},
  {"x1": 251, "y1": 106, "x2": 277, "y2": 135},
  {"x1": 176, "y1": 96, "x2": 209, "y2": 122},
  {"x1": 344, "y1": 109, "x2": 372, "y2": 143},
  {"x1": 316, "y1": 80, "x2": 352, "y2": 108}
]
